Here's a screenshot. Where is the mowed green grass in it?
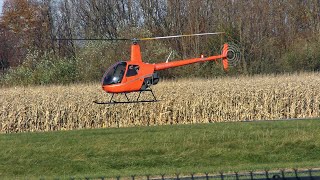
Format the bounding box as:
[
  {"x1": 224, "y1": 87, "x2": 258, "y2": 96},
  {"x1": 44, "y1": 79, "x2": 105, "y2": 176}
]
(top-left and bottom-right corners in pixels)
[{"x1": 0, "y1": 120, "x2": 320, "y2": 179}]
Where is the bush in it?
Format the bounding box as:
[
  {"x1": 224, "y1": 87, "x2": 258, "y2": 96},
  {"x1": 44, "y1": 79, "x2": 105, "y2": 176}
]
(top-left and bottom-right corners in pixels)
[
  {"x1": 0, "y1": 50, "x2": 78, "y2": 86},
  {"x1": 280, "y1": 37, "x2": 320, "y2": 72}
]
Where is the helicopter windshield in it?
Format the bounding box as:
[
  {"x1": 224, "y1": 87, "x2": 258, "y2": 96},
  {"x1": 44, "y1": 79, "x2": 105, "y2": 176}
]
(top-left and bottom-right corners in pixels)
[{"x1": 102, "y1": 62, "x2": 127, "y2": 85}]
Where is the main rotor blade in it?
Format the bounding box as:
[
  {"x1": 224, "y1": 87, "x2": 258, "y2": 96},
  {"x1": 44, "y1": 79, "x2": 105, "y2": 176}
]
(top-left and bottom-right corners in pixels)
[
  {"x1": 139, "y1": 32, "x2": 225, "y2": 41},
  {"x1": 54, "y1": 38, "x2": 131, "y2": 41},
  {"x1": 54, "y1": 32, "x2": 225, "y2": 42}
]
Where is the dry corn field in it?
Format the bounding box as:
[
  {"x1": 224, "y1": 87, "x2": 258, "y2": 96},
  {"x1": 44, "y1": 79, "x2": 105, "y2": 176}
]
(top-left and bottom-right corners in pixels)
[{"x1": 1, "y1": 72, "x2": 320, "y2": 133}]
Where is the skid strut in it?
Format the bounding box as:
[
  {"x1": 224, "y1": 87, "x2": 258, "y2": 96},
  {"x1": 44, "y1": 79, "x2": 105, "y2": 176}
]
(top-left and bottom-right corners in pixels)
[{"x1": 94, "y1": 89, "x2": 158, "y2": 105}]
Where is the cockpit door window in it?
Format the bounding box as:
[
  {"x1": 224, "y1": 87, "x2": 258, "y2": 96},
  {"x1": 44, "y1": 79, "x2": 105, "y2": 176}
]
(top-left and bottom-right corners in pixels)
[
  {"x1": 126, "y1": 65, "x2": 140, "y2": 77},
  {"x1": 102, "y1": 62, "x2": 127, "y2": 85}
]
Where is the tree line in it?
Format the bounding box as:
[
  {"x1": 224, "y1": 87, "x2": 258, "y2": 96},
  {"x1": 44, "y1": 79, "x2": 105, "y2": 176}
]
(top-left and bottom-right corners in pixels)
[{"x1": 0, "y1": 0, "x2": 319, "y2": 85}]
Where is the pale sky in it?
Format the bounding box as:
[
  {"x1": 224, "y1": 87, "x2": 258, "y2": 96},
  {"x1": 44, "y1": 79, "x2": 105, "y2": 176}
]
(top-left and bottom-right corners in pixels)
[{"x1": 0, "y1": 0, "x2": 3, "y2": 14}]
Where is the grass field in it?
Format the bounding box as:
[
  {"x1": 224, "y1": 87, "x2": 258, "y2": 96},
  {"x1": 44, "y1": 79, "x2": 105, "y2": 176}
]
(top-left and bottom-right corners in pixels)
[
  {"x1": 0, "y1": 119, "x2": 320, "y2": 179},
  {"x1": 1, "y1": 72, "x2": 320, "y2": 133}
]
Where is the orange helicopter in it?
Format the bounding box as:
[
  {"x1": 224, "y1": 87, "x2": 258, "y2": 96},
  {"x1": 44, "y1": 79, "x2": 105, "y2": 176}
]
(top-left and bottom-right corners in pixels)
[{"x1": 59, "y1": 33, "x2": 239, "y2": 104}]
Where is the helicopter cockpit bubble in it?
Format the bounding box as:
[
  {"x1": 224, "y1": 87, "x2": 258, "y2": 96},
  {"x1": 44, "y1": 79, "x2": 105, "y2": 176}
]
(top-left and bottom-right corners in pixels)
[{"x1": 102, "y1": 61, "x2": 127, "y2": 85}]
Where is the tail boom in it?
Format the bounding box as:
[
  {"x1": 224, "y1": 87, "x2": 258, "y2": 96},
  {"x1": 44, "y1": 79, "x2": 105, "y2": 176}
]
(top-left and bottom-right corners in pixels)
[
  {"x1": 154, "y1": 43, "x2": 229, "y2": 71},
  {"x1": 154, "y1": 54, "x2": 226, "y2": 71}
]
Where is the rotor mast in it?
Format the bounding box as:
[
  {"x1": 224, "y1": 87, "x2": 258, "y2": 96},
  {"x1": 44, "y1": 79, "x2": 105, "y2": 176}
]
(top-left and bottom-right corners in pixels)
[{"x1": 130, "y1": 43, "x2": 142, "y2": 63}]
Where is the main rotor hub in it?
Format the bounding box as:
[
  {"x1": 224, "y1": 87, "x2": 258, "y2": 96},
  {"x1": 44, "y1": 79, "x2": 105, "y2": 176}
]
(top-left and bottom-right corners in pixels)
[{"x1": 132, "y1": 38, "x2": 139, "y2": 45}]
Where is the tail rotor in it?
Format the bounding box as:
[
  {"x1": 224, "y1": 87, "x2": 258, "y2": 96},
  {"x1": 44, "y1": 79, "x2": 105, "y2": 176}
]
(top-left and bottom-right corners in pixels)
[{"x1": 221, "y1": 43, "x2": 241, "y2": 71}]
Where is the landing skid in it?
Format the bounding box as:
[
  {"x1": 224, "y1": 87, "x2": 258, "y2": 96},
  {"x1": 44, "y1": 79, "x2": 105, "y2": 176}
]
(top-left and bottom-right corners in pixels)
[
  {"x1": 93, "y1": 100, "x2": 158, "y2": 105},
  {"x1": 93, "y1": 89, "x2": 158, "y2": 105}
]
